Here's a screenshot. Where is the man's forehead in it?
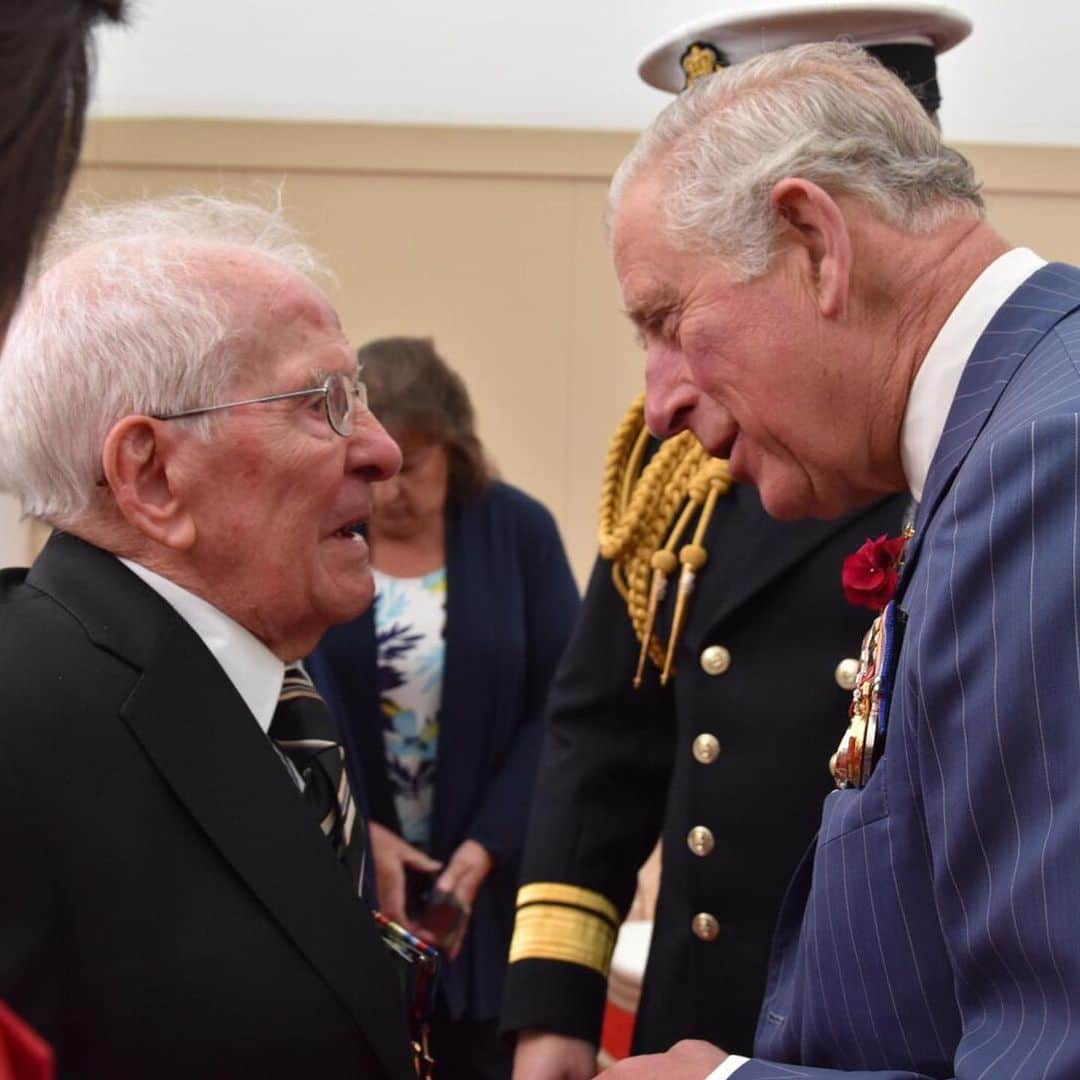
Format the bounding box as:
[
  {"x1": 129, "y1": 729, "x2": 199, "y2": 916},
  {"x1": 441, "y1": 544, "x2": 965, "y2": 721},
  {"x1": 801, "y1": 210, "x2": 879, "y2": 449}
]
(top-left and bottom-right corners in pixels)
[
  {"x1": 613, "y1": 169, "x2": 666, "y2": 239},
  {"x1": 613, "y1": 191, "x2": 686, "y2": 313},
  {"x1": 204, "y1": 251, "x2": 354, "y2": 387},
  {"x1": 203, "y1": 248, "x2": 337, "y2": 329},
  {"x1": 613, "y1": 170, "x2": 683, "y2": 270}
]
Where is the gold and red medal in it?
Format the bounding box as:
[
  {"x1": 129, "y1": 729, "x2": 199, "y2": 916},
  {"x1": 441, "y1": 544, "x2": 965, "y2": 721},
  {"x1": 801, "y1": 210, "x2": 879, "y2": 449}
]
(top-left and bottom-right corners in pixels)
[
  {"x1": 830, "y1": 614, "x2": 884, "y2": 789},
  {"x1": 831, "y1": 526, "x2": 913, "y2": 788}
]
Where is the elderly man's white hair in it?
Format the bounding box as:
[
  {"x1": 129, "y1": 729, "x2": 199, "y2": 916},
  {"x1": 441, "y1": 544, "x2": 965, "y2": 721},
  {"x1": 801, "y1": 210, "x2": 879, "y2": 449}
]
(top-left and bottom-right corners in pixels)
[
  {"x1": 0, "y1": 194, "x2": 328, "y2": 528},
  {"x1": 609, "y1": 41, "x2": 984, "y2": 280}
]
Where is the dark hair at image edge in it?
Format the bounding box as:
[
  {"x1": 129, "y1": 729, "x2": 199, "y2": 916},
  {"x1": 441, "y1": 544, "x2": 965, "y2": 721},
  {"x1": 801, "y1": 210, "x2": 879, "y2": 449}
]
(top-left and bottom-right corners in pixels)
[
  {"x1": 0, "y1": 1, "x2": 126, "y2": 313},
  {"x1": 357, "y1": 336, "x2": 495, "y2": 505}
]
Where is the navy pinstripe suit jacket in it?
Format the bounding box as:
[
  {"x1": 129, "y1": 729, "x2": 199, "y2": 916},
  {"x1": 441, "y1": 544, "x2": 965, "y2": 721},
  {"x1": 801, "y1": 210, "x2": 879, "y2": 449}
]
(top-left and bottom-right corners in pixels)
[{"x1": 739, "y1": 263, "x2": 1080, "y2": 1079}]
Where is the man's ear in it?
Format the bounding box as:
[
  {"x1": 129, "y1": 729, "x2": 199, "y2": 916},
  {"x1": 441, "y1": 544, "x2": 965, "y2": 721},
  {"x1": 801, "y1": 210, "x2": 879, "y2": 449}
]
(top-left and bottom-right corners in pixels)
[
  {"x1": 771, "y1": 178, "x2": 852, "y2": 319},
  {"x1": 101, "y1": 416, "x2": 197, "y2": 550}
]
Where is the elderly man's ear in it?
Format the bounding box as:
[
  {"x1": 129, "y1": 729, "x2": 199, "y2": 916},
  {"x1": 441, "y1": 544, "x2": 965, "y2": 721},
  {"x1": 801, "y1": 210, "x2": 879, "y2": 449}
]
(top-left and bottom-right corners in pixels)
[
  {"x1": 101, "y1": 416, "x2": 197, "y2": 550},
  {"x1": 771, "y1": 177, "x2": 852, "y2": 319}
]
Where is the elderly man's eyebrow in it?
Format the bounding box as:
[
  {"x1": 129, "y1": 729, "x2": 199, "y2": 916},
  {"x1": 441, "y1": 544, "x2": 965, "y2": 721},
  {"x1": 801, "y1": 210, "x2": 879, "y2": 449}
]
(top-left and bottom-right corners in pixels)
[
  {"x1": 307, "y1": 365, "x2": 359, "y2": 385},
  {"x1": 622, "y1": 285, "x2": 678, "y2": 321},
  {"x1": 624, "y1": 289, "x2": 680, "y2": 329}
]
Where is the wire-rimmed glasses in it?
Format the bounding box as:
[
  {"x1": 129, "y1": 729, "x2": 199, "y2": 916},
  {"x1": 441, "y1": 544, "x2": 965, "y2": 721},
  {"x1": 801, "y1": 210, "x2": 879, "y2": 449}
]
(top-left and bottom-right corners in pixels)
[{"x1": 153, "y1": 372, "x2": 368, "y2": 437}]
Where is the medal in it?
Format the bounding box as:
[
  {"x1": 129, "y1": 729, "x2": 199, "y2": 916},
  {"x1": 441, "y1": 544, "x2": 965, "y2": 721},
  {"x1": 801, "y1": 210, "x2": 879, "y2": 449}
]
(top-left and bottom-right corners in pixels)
[
  {"x1": 831, "y1": 525, "x2": 913, "y2": 788},
  {"x1": 830, "y1": 612, "x2": 883, "y2": 788}
]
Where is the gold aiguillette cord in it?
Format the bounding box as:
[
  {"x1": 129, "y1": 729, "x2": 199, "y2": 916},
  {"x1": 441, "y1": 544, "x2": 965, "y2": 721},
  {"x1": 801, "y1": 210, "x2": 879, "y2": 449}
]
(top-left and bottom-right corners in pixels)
[
  {"x1": 633, "y1": 511, "x2": 690, "y2": 689},
  {"x1": 660, "y1": 460, "x2": 731, "y2": 685}
]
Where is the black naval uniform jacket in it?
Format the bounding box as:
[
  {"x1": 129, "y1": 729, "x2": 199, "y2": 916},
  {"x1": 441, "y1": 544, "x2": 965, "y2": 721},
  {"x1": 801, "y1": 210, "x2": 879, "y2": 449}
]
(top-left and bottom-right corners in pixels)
[{"x1": 501, "y1": 482, "x2": 908, "y2": 1056}]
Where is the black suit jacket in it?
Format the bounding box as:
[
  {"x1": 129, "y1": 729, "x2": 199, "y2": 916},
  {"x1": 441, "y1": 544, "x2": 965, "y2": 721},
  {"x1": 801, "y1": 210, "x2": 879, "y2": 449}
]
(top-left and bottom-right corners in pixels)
[
  {"x1": 501, "y1": 483, "x2": 909, "y2": 1055},
  {"x1": 0, "y1": 533, "x2": 413, "y2": 1079}
]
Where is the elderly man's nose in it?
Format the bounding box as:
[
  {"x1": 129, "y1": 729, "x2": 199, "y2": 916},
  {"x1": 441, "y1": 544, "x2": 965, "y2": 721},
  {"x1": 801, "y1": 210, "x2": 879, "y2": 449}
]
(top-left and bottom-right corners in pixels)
[
  {"x1": 349, "y1": 414, "x2": 401, "y2": 481},
  {"x1": 644, "y1": 346, "x2": 695, "y2": 438}
]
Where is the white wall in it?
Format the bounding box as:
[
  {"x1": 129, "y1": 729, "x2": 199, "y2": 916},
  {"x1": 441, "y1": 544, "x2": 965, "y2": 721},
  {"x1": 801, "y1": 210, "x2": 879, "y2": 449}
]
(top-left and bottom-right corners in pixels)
[{"x1": 91, "y1": 0, "x2": 1080, "y2": 146}]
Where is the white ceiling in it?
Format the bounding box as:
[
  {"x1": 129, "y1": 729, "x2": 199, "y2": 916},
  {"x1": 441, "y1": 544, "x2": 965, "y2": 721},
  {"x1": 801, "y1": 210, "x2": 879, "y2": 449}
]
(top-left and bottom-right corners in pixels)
[{"x1": 90, "y1": 0, "x2": 1080, "y2": 146}]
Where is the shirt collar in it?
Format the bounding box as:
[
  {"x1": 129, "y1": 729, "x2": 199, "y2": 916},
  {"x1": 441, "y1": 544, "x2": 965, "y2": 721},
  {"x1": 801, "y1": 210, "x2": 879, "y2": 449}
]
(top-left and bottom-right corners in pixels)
[
  {"x1": 900, "y1": 247, "x2": 1047, "y2": 501},
  {"x1": 119, "y1": 558, "x2": 284, "y2": 733}
]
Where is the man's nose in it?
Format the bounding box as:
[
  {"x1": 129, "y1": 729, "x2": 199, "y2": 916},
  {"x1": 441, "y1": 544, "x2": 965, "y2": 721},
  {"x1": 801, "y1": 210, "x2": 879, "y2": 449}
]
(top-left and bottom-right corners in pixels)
[
  {"x1": 348, "y1": 412, "x2": 402, "y2": 482},
  {"x1": 643, "y1": 343, "x2": 697, "y2": 439}
]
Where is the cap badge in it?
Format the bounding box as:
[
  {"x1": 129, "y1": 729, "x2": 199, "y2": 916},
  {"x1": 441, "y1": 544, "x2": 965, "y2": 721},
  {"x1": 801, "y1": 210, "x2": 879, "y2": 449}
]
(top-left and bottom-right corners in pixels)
[{"x1": 680, "y1": 42, "x2": 727, "y2": 90}]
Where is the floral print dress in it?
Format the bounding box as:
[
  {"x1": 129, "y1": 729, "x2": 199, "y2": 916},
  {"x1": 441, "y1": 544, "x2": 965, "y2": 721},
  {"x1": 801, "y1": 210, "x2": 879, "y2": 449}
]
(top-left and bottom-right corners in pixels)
[{"x1": 372, "y1": 566, "x2": 447, "y2": 852}]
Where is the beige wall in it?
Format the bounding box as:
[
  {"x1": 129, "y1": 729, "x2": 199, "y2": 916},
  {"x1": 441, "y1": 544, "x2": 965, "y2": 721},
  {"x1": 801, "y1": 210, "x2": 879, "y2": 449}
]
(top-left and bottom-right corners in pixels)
[{"x1": 10, "y1": 121, "x2": 1080, "y2": 582}]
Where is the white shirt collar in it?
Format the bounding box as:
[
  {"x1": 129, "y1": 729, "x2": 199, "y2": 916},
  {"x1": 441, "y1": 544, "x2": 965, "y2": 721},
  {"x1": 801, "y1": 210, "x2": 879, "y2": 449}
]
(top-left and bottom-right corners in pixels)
[
  {"x1": 900, "y1": 247, "x2": 1047, "y2": 501},
  {"x1": 119, "y1": 558, "x2": 284, "y2": 734}
]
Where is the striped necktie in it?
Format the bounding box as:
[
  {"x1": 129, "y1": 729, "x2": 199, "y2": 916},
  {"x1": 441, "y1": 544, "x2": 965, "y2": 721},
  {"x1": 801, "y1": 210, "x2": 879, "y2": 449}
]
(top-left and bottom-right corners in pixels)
[{"x1": 270, "y1": 664, "x2": 366, "y2": 893}]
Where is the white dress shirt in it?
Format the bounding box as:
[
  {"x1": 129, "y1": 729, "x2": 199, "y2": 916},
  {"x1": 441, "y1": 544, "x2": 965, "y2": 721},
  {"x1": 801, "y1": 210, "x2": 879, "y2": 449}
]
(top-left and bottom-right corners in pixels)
[
  {"x1": 704, "y1": 1052, "x2": 751, "y2": 1078},
  {"x1": 900, "y1": 247, "x2": 1046, "y2": 501},
  {"x1": 705, "y1": 247, "x2": 1046, "y2": 1080},
  {"x1": 119, "y1": 557, "x2": 284, "y2": 732}
]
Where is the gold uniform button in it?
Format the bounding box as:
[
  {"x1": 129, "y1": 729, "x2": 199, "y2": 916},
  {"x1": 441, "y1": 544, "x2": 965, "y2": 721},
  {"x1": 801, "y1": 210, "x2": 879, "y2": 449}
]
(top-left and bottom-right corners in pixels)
[
  {"x1": 700, "y1": 645, "x2": 731, "y2": 676},
  {"x1": 691, "y1": 913, "x2": 720, "y2": 942},
  {"x1": 687, "y1": 826, "x2": 715, "y2": 857},
  {"x1": 835, "y1": 657, "x2": 860, "y2": 692},
  {"x1": 692, "y1": 733, "x2": 722, "y2": 764}
]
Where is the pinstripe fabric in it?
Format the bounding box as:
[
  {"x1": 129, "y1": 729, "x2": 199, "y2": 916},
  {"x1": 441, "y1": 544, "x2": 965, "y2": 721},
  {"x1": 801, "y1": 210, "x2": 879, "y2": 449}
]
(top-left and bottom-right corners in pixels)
[{"x1": 739, "y1": 264, "x2": 1080, "y2": 1079}]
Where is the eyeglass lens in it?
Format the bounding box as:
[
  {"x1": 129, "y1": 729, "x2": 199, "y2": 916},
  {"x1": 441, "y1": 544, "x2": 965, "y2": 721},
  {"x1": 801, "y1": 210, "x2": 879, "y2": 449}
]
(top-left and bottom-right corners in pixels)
[{"x1": 326, "y1": 373, "x2": 368, "y2": 437}]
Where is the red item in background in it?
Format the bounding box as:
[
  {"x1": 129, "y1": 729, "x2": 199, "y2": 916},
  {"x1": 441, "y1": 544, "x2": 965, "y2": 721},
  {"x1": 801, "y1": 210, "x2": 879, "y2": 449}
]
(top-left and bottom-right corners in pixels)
[
  {"x1": 0, "y1": 1000, "x2": 54, "y2": 1080},
  {"x1": 600, "y1": 996, "x2": 636, "y2": 1061},
  {"x1": 842, "y1": 533, "x2": 908, "y2": 611}
]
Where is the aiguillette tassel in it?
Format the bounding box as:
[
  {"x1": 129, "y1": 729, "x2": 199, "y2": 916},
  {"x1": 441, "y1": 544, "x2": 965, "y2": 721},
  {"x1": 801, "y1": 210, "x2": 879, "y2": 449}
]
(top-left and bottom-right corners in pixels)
[
  {"x1": 634, "y1": 550, "x2": 678, "y2": 688},
  {"x1": 660, "y1": 463, "x2": 730, "y2": 685}
]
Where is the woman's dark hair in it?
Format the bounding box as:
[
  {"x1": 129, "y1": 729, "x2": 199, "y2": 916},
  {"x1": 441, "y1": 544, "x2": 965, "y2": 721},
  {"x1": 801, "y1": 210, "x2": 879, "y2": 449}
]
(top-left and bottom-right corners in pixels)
[
  {"x1": 0, "y1": 1, "x2": 125, "y2": 315},
  {"x1": 358, "y1": 336, "x2": 494, "y2": 505}
]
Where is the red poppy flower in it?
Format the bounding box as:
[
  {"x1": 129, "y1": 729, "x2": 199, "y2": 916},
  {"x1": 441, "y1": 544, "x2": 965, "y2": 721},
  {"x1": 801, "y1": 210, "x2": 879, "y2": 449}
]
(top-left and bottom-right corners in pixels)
[{"x1": 842, "y1": 533, "x2": 908, "y2": 611}]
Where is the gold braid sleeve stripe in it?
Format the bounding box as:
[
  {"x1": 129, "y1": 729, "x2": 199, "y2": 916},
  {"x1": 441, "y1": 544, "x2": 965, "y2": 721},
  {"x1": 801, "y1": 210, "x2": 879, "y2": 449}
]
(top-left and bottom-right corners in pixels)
[
  {"x1": 516, "y1": 882, "x2": 620, "y2": 924},
  {"x1": 509, "y1": 883, "x2": 620, "y2": 975},
  {"x1": 508, "y1": 905, "x2": 617, "y2": 976}
]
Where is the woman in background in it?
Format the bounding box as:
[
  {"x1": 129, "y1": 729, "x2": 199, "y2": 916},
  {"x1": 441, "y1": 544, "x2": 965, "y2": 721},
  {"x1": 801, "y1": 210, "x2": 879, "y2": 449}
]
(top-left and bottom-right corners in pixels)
[{"x1": 309, "y1": 336, "x2": 579, "y2": 1079}]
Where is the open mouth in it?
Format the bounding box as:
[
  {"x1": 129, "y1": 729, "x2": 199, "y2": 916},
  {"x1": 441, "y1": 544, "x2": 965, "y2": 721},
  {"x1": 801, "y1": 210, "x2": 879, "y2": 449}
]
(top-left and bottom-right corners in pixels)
[
  {"x1": 330, "y1": 520, "x2": 366, "y2": 541},
  {"x1": 706, "y1": 429, "x2": 738, "y2": 462}
]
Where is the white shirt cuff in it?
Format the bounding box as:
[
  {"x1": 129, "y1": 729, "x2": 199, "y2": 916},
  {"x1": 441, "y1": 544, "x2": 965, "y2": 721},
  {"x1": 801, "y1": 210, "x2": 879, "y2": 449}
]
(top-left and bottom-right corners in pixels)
[{"x1": 704, "y1": 1055, "x2": 749, "y2": 1080}]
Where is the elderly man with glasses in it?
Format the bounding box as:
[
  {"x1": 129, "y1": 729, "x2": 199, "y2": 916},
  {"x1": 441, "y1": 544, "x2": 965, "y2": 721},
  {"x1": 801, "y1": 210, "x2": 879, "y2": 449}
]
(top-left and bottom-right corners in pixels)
[{"x1": 0, "y1": 196, "x2": 416, "y2": 1079}]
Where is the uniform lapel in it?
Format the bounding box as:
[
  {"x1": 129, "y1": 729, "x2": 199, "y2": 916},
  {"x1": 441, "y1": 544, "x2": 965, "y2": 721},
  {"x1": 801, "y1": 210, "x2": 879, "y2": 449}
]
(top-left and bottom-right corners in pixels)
[
  {"x1": 30, "y1": 533, "x2": 414, "y2": 1079},
  {"x1": 686, "y1": 483, "x2": 900, "y2": 632},
  {"x1": 903, "y1": 263, "x2": 1080, "y2": 590}
]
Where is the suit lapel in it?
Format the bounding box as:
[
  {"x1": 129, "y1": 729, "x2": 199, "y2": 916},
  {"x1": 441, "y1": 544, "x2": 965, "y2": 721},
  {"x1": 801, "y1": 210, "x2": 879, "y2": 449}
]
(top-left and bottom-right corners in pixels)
[
  {"x1": 903, "y1": 263, "x2": 1080, "y2": 589},
  {"x1": 30, "y1": 534, "x2": 414, "y2": 1079}
]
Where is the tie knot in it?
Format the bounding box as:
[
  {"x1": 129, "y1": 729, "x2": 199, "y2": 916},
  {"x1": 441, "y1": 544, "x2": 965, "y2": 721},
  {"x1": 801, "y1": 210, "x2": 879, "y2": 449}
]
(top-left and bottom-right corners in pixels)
[
  {"x1": 270, "y1": 664, "x2": 340, "y2": 749},
  {"x1": 280, "y1": 662, "x2": 322, "y2": 704}
]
